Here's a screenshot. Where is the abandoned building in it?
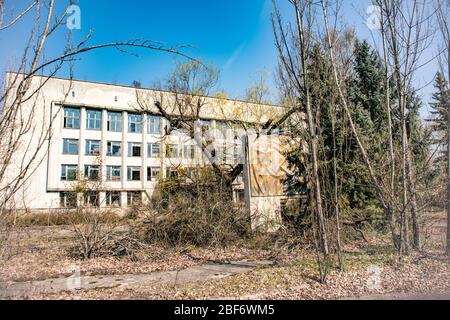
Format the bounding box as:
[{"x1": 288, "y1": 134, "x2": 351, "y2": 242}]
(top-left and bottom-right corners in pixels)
[{"x1": 3, "y1": 73, "x2": 283, "y2": 211}]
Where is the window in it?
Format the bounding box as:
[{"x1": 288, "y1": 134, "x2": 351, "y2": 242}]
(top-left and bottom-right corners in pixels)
[
  {"x1": 164, "y1": 119, "x2": 171, "y2": 133},
  {"x1": 235, "y1": 189, "x2": 245, "y2": 203},
  {"x1": 84, "y1": 191, "x2": 99, "y2": 207},
  {"x1": 147, "y1": 115, "x2": 161, "y2": 134},
  {"x1": 147, "y1": 167, "x2": 161, "y2": 181},
  {"x1": 128, "y1": 113, "x2": 142, "y2": 133},
  {"x1": 183, "y1": 145, "x2": 195, "y2": 159},
  {"x1": 60, "y1": 192, "x2": 77, "y2": 208},
  {"x1": 165, "y1": 167, "x2": 179, "y2": 178},
  {"x1": 63, "y1": 107, "x2": 80, "y2": 129},
  {"x1": 128, "y1": 142, "x2": 142, "y2": 157},
  {"x1": 127, "y1": 166, "x2": 141, "y2": 181},
  {"x1": 106, "y1": 191, "x2": 121, "y2": 207},
  {"x1": 62, "y1": 138, "x2": 79, "y2": 155},
  {"x1": 147, "y1": 143, "x2": 160, "y2": 158},
  {"x1": 234, "y1": 146, "x2": 242, "y2": 162},
  {"x1": 107, "y1": 111, "x2": 122, "y2": 132},
  {"x1": 61, "y1": 164, "x2": 78, "y2": 181},
  {"x1": 165, "y1": 144, "x2": 179, "y2": 158},
  {"x1": 199, "y1": 119, "x2": 211, "y2": 133},
  {"x1": 106, "y1": 166, "x2": 121, "y2": 181},
  {"x1": 214, "y1": 144, "x2": 226, "y2": 163},
  {"x1": 232, "y1": 124, "x2": 245, "y2": 140},
  {"x1": 85, "y1": 140, "x2": 101, "y2": 156},
  {"x1": 127, "y1": 191, "x2": 142, "y2": 206},
  {"x1": 86, "y1": 109, "x2": 102, "y2": 130},
  {"x1": 216, "y1": 121, "x2": 230, "y2": 139},
  {"x1": 106, "y1": 141, "x2": 121, "y2": 156},
  {"x1": 84, "y1": 165, "x2": 100, "y2": 181}
]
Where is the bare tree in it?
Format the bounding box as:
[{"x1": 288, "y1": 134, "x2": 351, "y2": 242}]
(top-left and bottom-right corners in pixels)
[
  {"x1": 272, "y1": 0, "x2": 330, "y2": 282},
  {"x1": 378, "y1": 0, "x2": 434, "y2": 251},
  {"x1": 434, "y1": 0, "x2": 450, "y2": 256},
  {"x1": 0, "y1": 0, "x2": 194, "y2": 258},
  {"x1": 135, "y1": 60, "x2": 290, "y2": 191}
]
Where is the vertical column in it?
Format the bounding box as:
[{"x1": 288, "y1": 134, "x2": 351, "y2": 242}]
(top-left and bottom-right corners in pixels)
[
  {"x1": 100, "y1": 109, "x2": 108, "y2": 208},
  {"x1": 78, "y1": 107, "x2": 86, "y2": 182},
  {"x1": 77, "y1": 107, "x2": 86, "y2": 205},
  {"x1": 162, "y1": 118, "x2": 167, "y2": 178},
  {"x1": 121, "y1": 191, "x2": 127, "y2": 209},
  {"x1": 121, "y1": 111, "x2": 127, "y2": 207},
  {"x1": 142, "y1": 113, "x2": 147, "y2": 190},
  {"x1": 160, "y1": 116, "x2": 165, "y2": 178},
  {"x1": 99, "y1": 192, "x2": 106, "y2": 208}
]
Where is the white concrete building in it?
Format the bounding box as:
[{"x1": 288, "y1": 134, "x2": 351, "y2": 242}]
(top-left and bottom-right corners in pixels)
[{"x1": 3, "y1": 73, "x2": 282, "y2": 211}]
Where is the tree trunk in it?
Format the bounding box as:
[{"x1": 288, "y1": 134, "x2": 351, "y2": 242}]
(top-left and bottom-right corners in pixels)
[
  {"x1": 294, "y1": 2, "x2": 329, "y2": 259},
  {"x1": 378, "y1": 0, "x2": 401, "y2": 249},
  {"x1": 447, "y1": 39, "x2": 450, "y2": 256}
]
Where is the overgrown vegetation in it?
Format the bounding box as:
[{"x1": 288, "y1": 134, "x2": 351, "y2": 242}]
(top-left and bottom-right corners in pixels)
[{"x1": 134, "y1": 167, "x2": 251, "y2": 247}]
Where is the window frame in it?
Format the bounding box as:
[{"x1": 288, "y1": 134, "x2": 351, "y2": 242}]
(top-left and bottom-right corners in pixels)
[
  {"x1": 127, "y1": 191, "x2": 142, "y2": 206},
  {"x1": 128, "y1": 113, "x2": 143, "y2": 133},
  {"x1": 106, "y1": 191, "x2": 121, "y2": 207},
  {"x1": 85, "y1": 139, "x2": 101, "y2": 156},
  {"x1": 106, "y1": 141, "x2": 122, "y2": 156},
  {"x1": 183, "y1": 144, "x2": 195, "y2": 159},
  {"x1": 147, "y1": 115, "x2": 161, "y2": 134},
  {"x1": 147, "y1": 166, "x2": 161, "y2": 182},
  {"x1": 84, "y1": 191, "x2": 99, "y2": 207},
  {"x1": 107, "y1": 111, "x2": 122, "y2": 132},
  {"x1": 60, "y1": 192, "x2": 77, "y2": 208},
  {"x1": 165, "y1": 144, "x2": 179, "y2": 158},
  {"x1": 61, "y1": 164, "x2": 78, "y2": 181},
  {"x1": 63, "y1": 107, "x2": 80, "y2": 129},
  {"x1": 216, "y1": 121, "x2": 230, "y2": 139},
  {"x1": 128, "y1": 142, "x2": 142, "y2": 157},
  {"x1": 165, "y1": 167, "x2": 179, "y2": 178},
  {"x1": 147, "y1": 142, "x2": 160, "y2": 158},
  {"x1": 62, "y1": 138, "x2": 79, "y2": 155},
  {"x1": 106, "y1": 165, "x2": 121, "y2": 181},
  {"x1": 84, "y1": 165, "x2": 100, "y2": 181},
  {"x1": 86, "y1": 109, "x2": 102, "y2": 130},
  {"x1": 127, "y1": 166, "x2": 141, "y2": 181}
]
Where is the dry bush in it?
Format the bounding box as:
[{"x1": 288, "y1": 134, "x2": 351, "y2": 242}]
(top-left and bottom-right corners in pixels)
[
  {"x1": 134, "y1": 169, "x2": 252, "y2": 247},
  {"x1": 8, "y1": 211, "x2": 121, "y2": 227},
  {"x1": 68, "y1": 206, "x2": 122, "y2": 260},
  {"x1": 66, "y1": 181, "x2": 123, "y2": 260}
]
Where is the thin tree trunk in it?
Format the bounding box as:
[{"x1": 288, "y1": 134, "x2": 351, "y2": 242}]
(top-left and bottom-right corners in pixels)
[
  {"x1": 331, "y1": 103, "x2": 343, "y2": 270},
  {"x1": 447, "y1": 38, "x2": 450, "y2": 256},
  {"x1": 320, "y1": 0, "x2": 394, "y2": 246},
  {"x1": 407, "y1": 149, "x2": 420, "y2": 249},
  {"x1": 400, "y1": 98, "x2": 410, "y2": 255},
  {"x1": 293, "y1": 1, "x2": 329, "y2": 260},
  {"x1": 378, "y1": 0, "x2": 400, "y2": 249}
]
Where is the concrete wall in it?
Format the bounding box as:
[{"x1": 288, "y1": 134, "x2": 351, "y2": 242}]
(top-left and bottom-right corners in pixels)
[{"x1": 3, "y1": 73, "x2": 284, "y2": 210}]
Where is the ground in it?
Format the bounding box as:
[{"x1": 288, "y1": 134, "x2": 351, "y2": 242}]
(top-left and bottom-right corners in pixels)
[{"x1": 0, "y1": 213, "x2": 449, "y2": 300}]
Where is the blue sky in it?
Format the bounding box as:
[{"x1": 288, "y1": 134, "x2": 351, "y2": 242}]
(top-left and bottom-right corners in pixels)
[{"x1": 0, "y1": 0, "x2": 441, "y2": 117}]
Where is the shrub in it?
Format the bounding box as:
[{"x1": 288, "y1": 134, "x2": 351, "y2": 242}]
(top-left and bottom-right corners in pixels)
[{"x1": 135, "y1": 168, "x2": 251, "y2": 247}]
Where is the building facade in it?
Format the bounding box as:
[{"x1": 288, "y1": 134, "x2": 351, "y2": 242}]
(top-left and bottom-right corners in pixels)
[{"x1": 3, "y1": 73, "x2": 282, "y2": 211}]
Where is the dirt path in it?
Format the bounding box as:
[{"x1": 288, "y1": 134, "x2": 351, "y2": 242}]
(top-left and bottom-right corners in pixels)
[{"x1": 0, "y1": 260, "x2": 272, "y2": 298}]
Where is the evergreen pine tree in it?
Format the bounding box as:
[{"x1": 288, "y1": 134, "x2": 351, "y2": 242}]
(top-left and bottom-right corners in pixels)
[{"x1": 428, "y1": 72, "x2": 450, "y2": 163}]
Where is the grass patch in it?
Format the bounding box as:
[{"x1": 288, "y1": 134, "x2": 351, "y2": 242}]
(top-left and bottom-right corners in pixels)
[{"x1": 11, "y1": 211, "x2": 122, "y2": 227}]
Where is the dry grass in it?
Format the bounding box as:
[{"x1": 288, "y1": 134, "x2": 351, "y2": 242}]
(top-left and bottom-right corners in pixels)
[
  {"x1": 1, "y1": 212, "x2": 448, "y2": 300},
  {"x1": 0, "y1": 224, "x2": 275, "y2": 283},
  {"x1": 20, "y1": 245, "x2": 450, "y2": 300}
]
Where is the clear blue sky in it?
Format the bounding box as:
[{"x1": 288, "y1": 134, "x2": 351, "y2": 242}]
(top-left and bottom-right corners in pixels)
[{"x1": 0, "y1": 0, "x2": 440, "y2": 117}]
